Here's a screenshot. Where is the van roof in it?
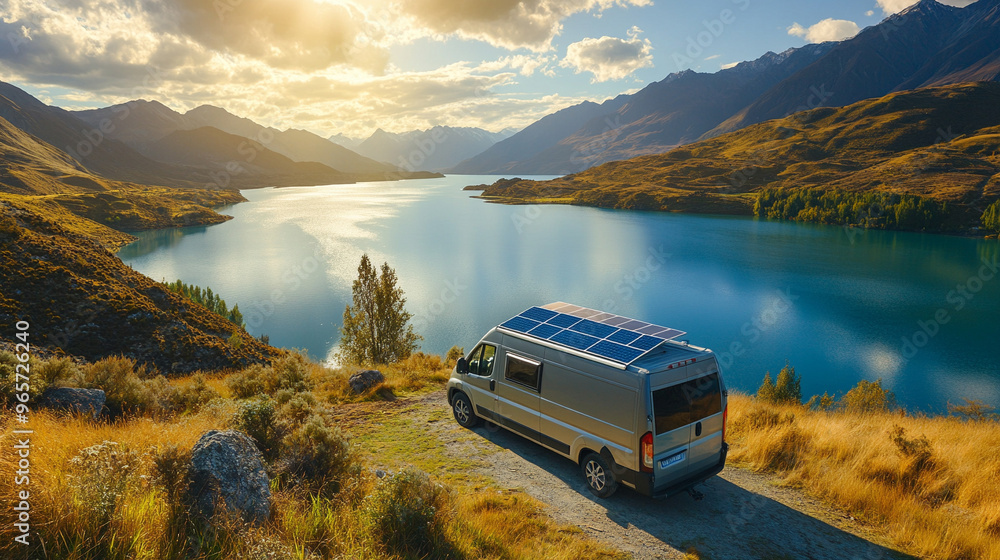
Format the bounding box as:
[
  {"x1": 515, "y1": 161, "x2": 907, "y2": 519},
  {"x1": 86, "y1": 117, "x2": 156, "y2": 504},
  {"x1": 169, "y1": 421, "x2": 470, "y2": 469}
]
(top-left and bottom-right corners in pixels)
[{"x1": 496, "y1": 302, "x2": 692, "y2": 370}]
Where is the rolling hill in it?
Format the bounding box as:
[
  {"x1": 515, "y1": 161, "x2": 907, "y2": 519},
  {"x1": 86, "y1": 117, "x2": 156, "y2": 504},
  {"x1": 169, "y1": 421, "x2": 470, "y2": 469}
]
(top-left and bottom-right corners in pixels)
[
  {"x1": 74, "y1": 101, "x2": 403, "y2": 175},
  {"x1": 469, "y1": 83, "x2": 1000, "y2": 232}
]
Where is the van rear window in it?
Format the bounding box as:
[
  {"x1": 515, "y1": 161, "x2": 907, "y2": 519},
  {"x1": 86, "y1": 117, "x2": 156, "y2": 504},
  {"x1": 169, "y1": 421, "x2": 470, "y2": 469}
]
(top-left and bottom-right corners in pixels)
[{"x1": 652, "y1": 373, "x2": 723, "y2": 435}]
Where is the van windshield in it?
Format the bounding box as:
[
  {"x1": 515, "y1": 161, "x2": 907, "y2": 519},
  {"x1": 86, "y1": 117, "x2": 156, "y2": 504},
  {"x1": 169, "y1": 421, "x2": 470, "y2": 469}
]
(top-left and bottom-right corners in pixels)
[{"x1": 652, "y1": 373, "x2": 722, "y2": 435}]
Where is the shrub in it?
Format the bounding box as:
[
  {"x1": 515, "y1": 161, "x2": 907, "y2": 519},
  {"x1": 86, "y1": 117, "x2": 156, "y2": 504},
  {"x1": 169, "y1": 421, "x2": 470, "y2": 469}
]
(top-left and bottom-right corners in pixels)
[
  {"x1": 445, "y1": 345, "x2": 464, "y2": 364},
  {"x1": 151, "y1": 445, "x2": 192, "y2": 556},
  {"x1": 757, "y1": 362, "x2": 801, "y2": 404},
  {"x1": 361, "y1": 468, "x2": 453, "y2": 556},
  {"x1": 67, "y1": 441, "x2": 143, "y2": 523},
  {"x1": 277, "y1": 393, "x2": 317, "y2": 425},
  {"x1": 173, "y1": 374, "x2": 221, "y2": 413},
  {"x1": 226, "y1": 363, "x2": 269, "y2": 398},
  {"x1": 841, "y1": 378, "x2": 896, "y2": 413},
  {"x1": 948, "y1": 399, "x2": 997, "y2": 422},
  {"x1": 226, "y1": 353, "x2": 314, "y2": 399},
  {"x1": 278, "y1": 415, "x2": 360, "y2": 495},
  {"x1": 0, "y1": 352, "x2": 49, "y2": 404},
  {"x1": 233, "y1": 397, "x2": 282, "y2": 460},
  {"x1": 79, "y1": 356, "x2": 152, "y2": 416},
  {"x1": 34, "y1": 356, "x2": 80, "y2": 388}
]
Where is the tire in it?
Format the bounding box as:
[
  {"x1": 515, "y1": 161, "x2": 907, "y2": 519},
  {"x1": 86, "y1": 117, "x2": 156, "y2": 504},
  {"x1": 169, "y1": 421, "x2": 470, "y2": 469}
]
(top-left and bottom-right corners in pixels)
[
  {"x1": 581, "y1": 452, "x2": 619, "y2": 498},
  {"x1": 451, "y1": 392, "x2": 481, "y2": 428}
]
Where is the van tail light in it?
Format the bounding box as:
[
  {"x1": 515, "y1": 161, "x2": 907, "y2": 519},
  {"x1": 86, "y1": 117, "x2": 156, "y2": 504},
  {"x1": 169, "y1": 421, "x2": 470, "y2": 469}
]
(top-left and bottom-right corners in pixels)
[
  {"x1": 640, "y1": 431, "x2": 654, "y2": 473},
  {"x1": 722, "y1": 404, "x2": 728, "y2": 443}
]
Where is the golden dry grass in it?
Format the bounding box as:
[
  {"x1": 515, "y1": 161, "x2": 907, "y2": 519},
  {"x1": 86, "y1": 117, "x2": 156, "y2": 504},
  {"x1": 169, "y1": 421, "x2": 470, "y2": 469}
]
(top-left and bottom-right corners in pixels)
[
  {"x1": 0, "y1": 357, "x2": 623, "y2": 560},
  {"x1": 727, "y1": 392, "x2": 1000, "y2": 560}
]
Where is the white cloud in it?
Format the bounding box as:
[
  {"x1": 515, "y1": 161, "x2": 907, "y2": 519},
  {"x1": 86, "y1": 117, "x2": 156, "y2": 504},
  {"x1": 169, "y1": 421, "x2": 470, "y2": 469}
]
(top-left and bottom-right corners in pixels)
[
  {"x1": 875, "y1": 0, "x2": 977, "y2": 15},
  {"x1": 787, "y1": 18, "x2": 860, "y2": 43},
  {"x1": 720, "y1": 61, "x2": 738, "y2": 70},
  {"x1": 704, "y1": 54, "x2": 721, "y2": 61},
  {"x1": 866, "y1": 9, "x2": 875, "y2": 16},
  {"x1": 397, "y1": 0, "x2": 652, "y2": 52},
  {"x1": 559, "y1": 26, "x2": 653, "y2": 83}
]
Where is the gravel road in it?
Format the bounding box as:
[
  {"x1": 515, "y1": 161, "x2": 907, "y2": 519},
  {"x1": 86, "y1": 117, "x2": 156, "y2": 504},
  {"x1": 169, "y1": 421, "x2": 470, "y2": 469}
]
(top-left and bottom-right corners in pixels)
[{"x1": 405, "y1": 391, "x2": 916, "y2": 560}]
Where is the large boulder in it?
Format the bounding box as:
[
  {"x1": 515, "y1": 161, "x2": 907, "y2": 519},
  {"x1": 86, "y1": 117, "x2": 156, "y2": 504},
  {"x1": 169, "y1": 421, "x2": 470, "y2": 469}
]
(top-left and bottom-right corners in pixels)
[
  {"x1": 188, "y1": 430, "x2": 270, "y2": 524},
  {"x1": 40, "y1": 387, "x2": 105, "y2": 418},
  {"x1": 349, "y1": 369, "x2": 385, "y2": 394}
]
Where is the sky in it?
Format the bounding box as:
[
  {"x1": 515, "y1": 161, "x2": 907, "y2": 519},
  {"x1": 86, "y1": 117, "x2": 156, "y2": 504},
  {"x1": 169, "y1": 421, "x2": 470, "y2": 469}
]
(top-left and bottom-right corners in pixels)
[{"x1": 0, "y1": 0, "x2": 979, "y2": 139}]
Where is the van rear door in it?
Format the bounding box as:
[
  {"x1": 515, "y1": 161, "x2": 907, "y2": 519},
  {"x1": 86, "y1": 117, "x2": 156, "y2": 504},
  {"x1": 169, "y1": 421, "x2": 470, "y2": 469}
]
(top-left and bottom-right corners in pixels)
[
  {"x1": 650, "y1": 382, "x2": 694, "y2": 485},
  {"x1": 685, "y1": 371, "x2": 725, "y2": 474}
]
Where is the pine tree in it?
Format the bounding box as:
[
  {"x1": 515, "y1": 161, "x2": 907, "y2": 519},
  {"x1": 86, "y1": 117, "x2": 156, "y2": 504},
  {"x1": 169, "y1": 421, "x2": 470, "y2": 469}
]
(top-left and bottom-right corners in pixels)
[
  {"x1": 773, "y1": 361, "x2": 802, "y2": 404},
  {"x1": 338, "y1": 254, "x2": 421, "y2": 365},
  {"x1": 757, "y1": 371, "x2": 777, "y2": 403}
]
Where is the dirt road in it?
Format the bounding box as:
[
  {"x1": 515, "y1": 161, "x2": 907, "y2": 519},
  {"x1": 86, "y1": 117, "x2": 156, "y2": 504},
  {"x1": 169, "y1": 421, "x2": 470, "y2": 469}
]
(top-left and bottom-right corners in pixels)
[{"x1": 361, "y1": 391, "x2": 915, "y2": 560}]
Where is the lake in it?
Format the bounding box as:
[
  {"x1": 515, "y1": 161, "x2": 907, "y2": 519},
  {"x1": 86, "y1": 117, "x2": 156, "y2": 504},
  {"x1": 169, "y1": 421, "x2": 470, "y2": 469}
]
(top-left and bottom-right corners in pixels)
[{"x1": 118, "y1": 175, "x2": 1000, "y2": 411}]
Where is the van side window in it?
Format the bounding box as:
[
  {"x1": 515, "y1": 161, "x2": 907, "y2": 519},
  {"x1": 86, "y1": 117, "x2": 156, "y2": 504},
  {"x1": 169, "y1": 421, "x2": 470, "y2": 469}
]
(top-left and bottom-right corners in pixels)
[
  {"x1": 468, "y1": 344, "x2": 496, "y2": 377},
  {"x1": 505, "y1": 354, "x2": 542, "y2": 391},
  {"x1": 653, "y1": 372, "x2": 723, "y2": 435}
]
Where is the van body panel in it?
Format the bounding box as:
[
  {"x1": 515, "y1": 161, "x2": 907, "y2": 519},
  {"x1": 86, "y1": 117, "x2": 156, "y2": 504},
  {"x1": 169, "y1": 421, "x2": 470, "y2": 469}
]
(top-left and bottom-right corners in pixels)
[{"x1": 447, "y1": 308, "x2": 728, "y2": 499}]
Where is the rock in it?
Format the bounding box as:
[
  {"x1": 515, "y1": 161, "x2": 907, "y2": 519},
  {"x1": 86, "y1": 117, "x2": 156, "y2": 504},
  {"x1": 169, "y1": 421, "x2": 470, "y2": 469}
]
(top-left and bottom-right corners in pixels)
[
  {"x1": 348, "y1": 369, "x2": 385, "y2": 394},
  {"x1": 40, "y1": 387, "x2": 105, "y2": 418},
  {"x1": 188, "y1": 430, "x2": 270, "y2": 524}
]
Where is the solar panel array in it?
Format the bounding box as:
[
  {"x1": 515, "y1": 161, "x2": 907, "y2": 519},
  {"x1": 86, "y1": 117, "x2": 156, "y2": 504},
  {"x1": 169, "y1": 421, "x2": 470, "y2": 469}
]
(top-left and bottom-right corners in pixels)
[{"x1": 498, "y1": 302, "x2": 685, "y2": 366}]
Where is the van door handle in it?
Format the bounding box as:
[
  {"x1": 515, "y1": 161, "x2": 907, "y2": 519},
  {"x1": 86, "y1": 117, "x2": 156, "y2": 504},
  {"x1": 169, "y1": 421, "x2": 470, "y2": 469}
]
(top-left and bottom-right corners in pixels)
[
  {"x1": 695, "y1": 421, "x2": 703, "y2": 437},
  {"x1": 490, "y1": 380, "x2": 495, "y2": 391}
]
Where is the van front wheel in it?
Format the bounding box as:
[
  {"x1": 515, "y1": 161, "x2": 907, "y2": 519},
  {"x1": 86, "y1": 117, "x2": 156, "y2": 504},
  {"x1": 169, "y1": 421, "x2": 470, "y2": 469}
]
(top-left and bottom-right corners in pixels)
[
  {"x1": 581, "y1": 452, "x2": 618, "y2": 498},
  {"x1": 452, "y1": 392, "x2": 481, "y2": 428}
]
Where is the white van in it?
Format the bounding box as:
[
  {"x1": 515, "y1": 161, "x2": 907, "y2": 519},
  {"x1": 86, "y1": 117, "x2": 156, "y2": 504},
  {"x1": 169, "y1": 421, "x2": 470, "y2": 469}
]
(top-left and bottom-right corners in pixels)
[{"x1": 447, "y1": 302, "x2": 728, "y2": 498}]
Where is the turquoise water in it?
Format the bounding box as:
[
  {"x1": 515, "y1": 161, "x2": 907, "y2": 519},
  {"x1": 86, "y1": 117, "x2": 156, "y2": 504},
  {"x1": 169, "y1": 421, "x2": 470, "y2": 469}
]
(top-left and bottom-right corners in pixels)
[{"x1": 118, "y1": 175, "x2": 1000, "y2": 411}]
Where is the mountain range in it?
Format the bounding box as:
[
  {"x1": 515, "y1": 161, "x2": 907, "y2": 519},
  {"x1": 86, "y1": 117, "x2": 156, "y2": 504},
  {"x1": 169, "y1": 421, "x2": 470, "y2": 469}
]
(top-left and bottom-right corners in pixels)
[
  {"x1": 453, "y1": 0, "x2": 1000, "y2": 175},
  {"x1": 470, "y1": 82, "x2": 1000, "y2": 231},
  {"x1": 332, "y1": 126, "x2": 516, "y2": 172}
]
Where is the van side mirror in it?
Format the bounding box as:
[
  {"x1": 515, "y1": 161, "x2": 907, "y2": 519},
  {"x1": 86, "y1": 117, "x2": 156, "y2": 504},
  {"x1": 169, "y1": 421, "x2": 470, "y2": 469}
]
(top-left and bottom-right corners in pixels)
[{"x1": 456, "y1": 357, "x2": 469, "y2": 374}]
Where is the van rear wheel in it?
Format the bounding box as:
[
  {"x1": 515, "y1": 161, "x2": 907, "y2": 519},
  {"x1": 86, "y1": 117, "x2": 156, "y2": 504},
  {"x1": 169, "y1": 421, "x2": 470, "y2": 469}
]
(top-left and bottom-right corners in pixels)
[
  {"x1": 452, "y1": 392, "x2": 481, "y2": 428},
  {"x1": 581, "y1": 452, "x2": 618, "y2": 498}
]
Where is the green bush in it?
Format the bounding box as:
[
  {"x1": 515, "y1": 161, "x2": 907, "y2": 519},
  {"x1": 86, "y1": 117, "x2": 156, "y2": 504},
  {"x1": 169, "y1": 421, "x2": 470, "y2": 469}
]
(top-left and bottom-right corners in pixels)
[
  {"x1": 172, "y1": 374, "x2": 220, "y2": 413},
  {"x1": 226, "y1": 353, "x2": 313, "y2": 400},
  {"x1": 67, "y1": 441, "x2": 142, "y2": 522},
  {"x1": 0, "y1": 352, "x2": 48, "y2": 405},
  {"x1": 840, "y1": 378, "x2": 897, "y2": 413},
  {"x1": 278, "y1": 415, "x2": 360, "y2": 495},
  {"x1": 982, "y1": 199, "x2": 1000, "y2": 232},
  {"x1": 361, "y1": 468, "x2": 453, "y2": 556},
  {"x1": 233, "y1": 397, "x2": 282, "y2": 460},
  {"x1": 226, "y1": 364, "x2": 269, "y2": 398},
  {"x1": 754, "y1": 187, "x2": 950, "y2": 232},
  {"x1": 756, "y1": 362, "x2": 801, "y2": 405},
  {"x1": 79, "y1": 356, "x2": 151, "y2": 416}
]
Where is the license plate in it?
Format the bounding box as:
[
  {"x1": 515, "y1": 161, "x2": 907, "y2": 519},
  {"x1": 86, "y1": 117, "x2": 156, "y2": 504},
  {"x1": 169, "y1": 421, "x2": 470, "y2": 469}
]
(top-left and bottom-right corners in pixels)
[{"x1": 660, "y1": 450, "x2": 686, "y2": 469}]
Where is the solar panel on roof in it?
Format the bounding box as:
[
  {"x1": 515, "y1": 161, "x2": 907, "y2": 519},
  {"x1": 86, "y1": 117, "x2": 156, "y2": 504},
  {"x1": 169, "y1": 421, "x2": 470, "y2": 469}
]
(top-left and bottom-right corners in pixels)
[
  {"x1": 607, "y1": 329, "x2": 641, "y2": 344},
  {"x1": 498, "y1": 303, "x2": 686, "y2": 367},
  {"x1": 569, "y1": 319, "x2": 617, "y2": 338},
  {"x1": 527, "y1": 323, "x2": 561, "y2": 339},
  {"x1": 551, "y1": 330, "x2": 600, "y2": 351},
  {"x1": 629, "y1": 335, "x2": 663, "y2": 351},
  {"x1": 522, "y1": 306, "x2": 558, "y2": 322},
  {"x1": 546, "y1": 314, "x2": 581, "y2": 328},
  {"x1": 589, "y1": 340, "x2": 645, "y2": 363},
  {"x1": 501, "y1": 316, "x2": 539, "y2": 333}
]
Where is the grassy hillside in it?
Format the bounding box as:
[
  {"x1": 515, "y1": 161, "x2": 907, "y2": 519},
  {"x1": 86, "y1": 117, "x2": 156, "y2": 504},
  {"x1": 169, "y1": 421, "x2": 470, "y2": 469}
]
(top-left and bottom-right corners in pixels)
[
  {"x1": 0, "y1": 200, "x2": 278, "y2": 372},
  {"x1": 0, "y1": 353, "x2": 625, "y2": 560},
  {"x1": 472, "y1": 82, "x2": 1000, "y2": 233}
]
